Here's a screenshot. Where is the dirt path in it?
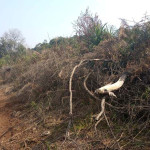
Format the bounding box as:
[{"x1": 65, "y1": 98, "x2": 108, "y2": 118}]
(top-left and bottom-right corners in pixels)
[
  {"x1": 0, "y1": 86, "x2": 41, "y2": 149},
  {"x1": 0, "y1": 88, "x2": 17, "y2": 144}
]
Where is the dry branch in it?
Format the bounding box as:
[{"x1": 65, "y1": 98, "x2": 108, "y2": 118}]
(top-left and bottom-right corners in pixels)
[
  {"x1": 104, "y1": 112, "x2": 121, "y2": 150},
  {"x1": 69, "y1": 60, "x2": 84, "y2": 115},
  {"x1": 83, "y1": 73, "x2": 125, "y2": 110},
  {"x1": 69, "y1": 59, "x2": 111, "y2": 115},
  {"x1": 66, "y1": 59, "x2": 111, "y2": 143},
  {"x1": 96, "y1": 98, "x2": 105, "y2": 120},
  {"x1": 95, "y1": 72, "x2": 128, "y2": 98},
  {"x1": 67, "y1": 58, "x2": 129, "y2": 149}
]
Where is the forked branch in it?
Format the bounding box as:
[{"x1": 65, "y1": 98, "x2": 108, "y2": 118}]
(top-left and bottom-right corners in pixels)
[{"x1": 69, "y1": 59, "x2": 110, "y2": 115}]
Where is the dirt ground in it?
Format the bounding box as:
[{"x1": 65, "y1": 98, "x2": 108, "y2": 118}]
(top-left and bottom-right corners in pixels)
[
  {"x1": 0, "y1": 85, "x2": 50, "y2": 150},
  {"x1": 0, "y1": 89, "x2": 14, "y2": 139},
  {"x1": 0, "y1": 86, "x2": 23, "y2": 149}
]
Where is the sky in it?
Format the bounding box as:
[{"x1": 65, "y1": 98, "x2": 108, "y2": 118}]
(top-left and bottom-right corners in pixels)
[{"x1": 0, "y1": 0, "x2": 150, "y2": 48}]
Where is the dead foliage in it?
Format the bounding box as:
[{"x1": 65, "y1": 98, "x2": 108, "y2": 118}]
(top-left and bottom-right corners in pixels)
[{"x1": 0, "y1": 18, "x2": 150, "y2": 149}]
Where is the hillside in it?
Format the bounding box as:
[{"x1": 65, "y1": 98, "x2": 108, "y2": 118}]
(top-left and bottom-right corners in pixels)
[{"x1": 0, "y1": 12, "x2": 150, "y2": 149}]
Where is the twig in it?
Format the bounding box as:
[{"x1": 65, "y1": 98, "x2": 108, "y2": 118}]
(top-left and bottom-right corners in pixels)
[
  {"x1": 95, "y1": 116, "x2": 104, "y2": 132},
  {"x1": 3, "y1": 119, "x2": 42, "y2": 143},
  {"x1": 0, "y1": 127, "x2": 13, "y2": 140},
  {"x1": 104, "y1": 112, "x2": 121, "y2": 150},
  {"x1": 110, "y1": 132, "x2": 124, "y2": 148},
  {"x1": 120, "y1": 122, "x2": 147, "y2": 149},
  {"x1": 59, "y1": 119, "x2": 72, "y2": 149}
]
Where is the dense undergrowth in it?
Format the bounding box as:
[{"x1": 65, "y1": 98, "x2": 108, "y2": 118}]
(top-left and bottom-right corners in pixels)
[{"x1": 0, "y1": 11, "x2": 150, "y2": 149}]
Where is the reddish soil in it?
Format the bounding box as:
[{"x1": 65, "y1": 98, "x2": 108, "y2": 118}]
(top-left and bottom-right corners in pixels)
[
  {"x1": 0, "y1": 87, "x2": 43, "y2": 149},
  {"x1": 0, "y1": 88, "x2": 20, "y2": 149},
  {"x1": 0, "y1": 90, "x2": 12, "y2": 138}
]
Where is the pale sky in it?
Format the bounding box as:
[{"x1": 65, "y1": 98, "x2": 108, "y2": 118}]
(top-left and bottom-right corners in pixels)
[{"x1": 0, "y1": 0, "x2": 149, "y2": 48}]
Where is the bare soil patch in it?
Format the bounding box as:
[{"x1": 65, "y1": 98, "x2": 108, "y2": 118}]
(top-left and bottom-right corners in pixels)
[{"x1": 0, "y1": 86, "x2": 22, "y2": 149}]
